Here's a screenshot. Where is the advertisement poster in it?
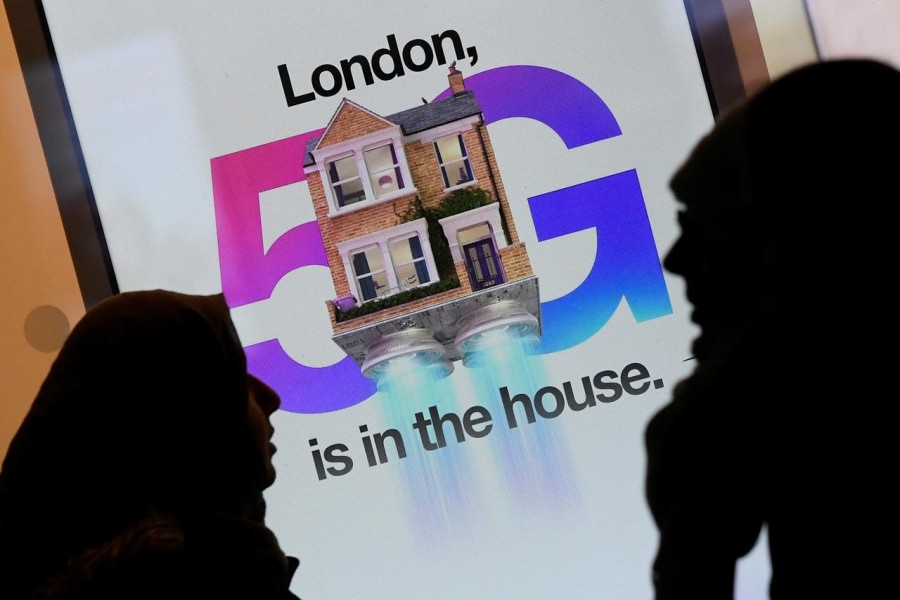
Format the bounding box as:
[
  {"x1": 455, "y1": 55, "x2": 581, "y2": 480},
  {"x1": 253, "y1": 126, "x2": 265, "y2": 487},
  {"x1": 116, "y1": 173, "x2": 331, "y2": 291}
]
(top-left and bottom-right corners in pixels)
[{"x1": 39, "y1": 1, "x2": 769, "y2": 597}]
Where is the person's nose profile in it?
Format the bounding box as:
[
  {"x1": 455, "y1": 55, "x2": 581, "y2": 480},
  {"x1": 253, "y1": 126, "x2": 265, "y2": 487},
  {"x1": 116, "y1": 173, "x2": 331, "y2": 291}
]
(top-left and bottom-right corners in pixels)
[{"x1": 250, "y1": 375, "x2": 281, "y2": 416}]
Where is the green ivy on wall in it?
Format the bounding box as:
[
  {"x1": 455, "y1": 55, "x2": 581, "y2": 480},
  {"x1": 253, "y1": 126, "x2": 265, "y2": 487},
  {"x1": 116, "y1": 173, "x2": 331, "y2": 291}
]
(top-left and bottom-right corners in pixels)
[{"x1": 397, "y1": 187, "x2": 492, "y2": 279}]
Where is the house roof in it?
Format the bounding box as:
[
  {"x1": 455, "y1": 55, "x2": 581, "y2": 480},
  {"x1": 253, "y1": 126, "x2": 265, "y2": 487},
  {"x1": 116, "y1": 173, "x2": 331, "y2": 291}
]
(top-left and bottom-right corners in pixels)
[
  {"x1": 303, "y1": 91, "x2": 481, "y2": 167},
  {"x1": 315, "y1": 98, "x2": 396, "y2": 150}
]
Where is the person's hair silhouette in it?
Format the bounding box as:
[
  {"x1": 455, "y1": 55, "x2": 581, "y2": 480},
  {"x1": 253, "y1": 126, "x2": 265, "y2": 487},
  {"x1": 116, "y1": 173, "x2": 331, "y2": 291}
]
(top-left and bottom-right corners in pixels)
[
  {"x1": 645, "y1": 58, "x2": 899, "y2": 599},
  {"x1": 0, "y1": 290, "x2": 301, "y2": 599}
]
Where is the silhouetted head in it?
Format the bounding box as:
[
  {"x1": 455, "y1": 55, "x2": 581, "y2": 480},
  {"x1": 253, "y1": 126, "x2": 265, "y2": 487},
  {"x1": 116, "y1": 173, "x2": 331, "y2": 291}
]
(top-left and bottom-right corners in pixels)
[
  {"x1": 664, "y1": 58, "x2": 900, "y2": 361},
  {"x1": 0, "y1": 290, "x2": 281, "y2": 594}
]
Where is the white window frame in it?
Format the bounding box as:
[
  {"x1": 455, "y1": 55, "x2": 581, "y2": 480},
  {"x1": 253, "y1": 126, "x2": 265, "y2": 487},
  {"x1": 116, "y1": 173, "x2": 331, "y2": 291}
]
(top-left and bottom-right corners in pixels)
[
  {"x1": 325, "y1": 152, "x2": 365, "y2": 208},
  {"x1": 408, "y1": 116, "x2": 481, "y2": 193},
  {"x1": 364, "y1": 143, "x2": 405, "y2": 200},
  {"x1": 348, "y1": 244, "x2": 389, "y2": 303},
  {"x1": 388, "y1": 233, "x2": 431, "y2": 291},
  {"x1": 433, "y1": 133, "x2": 476, "y2": 192},
  {"x1": 336, "y1": 218, "x2": 438, "y2": 302},
  {"x1": 310, "y1": 126, "x2": 416, "y2": 217}
]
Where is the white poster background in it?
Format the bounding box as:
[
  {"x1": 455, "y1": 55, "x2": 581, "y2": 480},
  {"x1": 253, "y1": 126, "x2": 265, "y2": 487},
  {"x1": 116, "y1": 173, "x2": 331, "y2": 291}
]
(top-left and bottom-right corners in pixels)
[{"x1": 41, "y1": 1, "x2": 770, "y2": 598}]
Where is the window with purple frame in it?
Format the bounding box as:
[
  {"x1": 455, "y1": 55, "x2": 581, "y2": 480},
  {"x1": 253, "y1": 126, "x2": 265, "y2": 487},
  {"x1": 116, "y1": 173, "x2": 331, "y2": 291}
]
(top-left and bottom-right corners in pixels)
[
  {"x1": 327, "y1": 155, "x2": 365, "y2": 207},
  {"x1": 434, "y1": 133, "x2": 474, "y2": 189},
  {"x1": 389, "y1": 235, "x2": 430, "y2": 290},
  {"x1": 351, "y1": 246, "x2": 389, "y2": 301},
  {"x1": 364, "y1": 143, "x2": 405, "y2": 199}
]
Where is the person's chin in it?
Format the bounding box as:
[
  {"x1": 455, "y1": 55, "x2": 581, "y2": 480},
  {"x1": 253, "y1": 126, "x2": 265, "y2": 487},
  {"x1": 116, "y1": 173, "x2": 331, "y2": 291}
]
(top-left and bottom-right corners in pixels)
[{"x1": 263, "y1": 466, "x2": 276, "y2": 488}]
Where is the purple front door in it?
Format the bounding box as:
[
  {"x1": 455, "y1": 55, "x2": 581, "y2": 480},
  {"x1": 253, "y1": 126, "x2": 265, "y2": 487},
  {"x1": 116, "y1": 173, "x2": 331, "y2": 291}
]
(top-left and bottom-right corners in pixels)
[{"x1": 463, "y1": 238, "x2": 504, "y2": 291}]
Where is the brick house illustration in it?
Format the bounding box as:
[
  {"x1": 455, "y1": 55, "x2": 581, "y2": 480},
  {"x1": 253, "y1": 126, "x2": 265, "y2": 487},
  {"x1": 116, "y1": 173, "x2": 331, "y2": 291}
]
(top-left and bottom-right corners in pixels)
[{"x1": 303, "y1": 66, "x2": 541, "y2": 382}]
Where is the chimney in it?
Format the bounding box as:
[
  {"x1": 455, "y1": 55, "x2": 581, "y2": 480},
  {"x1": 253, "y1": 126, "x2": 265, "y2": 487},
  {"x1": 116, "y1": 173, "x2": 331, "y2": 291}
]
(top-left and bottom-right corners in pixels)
[{"x1": 448, "y1": 63, "x2": 465, "y2": 94}]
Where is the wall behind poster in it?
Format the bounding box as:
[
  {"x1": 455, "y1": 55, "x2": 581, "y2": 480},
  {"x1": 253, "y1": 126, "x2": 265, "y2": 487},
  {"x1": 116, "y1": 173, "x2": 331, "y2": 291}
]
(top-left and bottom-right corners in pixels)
[
  {"x1": 805, "y1": 0, "x2": 900, "y2": 69},
  {"x1": 8, "y1": 0, "x2": 825, "y2": 598},
  {"x1": 0, "y1": 6, "x2": 85, "y2": 459}
]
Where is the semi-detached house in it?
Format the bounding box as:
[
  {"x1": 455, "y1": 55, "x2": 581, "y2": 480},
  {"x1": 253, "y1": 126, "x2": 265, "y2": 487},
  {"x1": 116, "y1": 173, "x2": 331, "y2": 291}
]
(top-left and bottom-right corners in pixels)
[{"x1": 302, "y1": 66, "x2": 541, "y2": 381}]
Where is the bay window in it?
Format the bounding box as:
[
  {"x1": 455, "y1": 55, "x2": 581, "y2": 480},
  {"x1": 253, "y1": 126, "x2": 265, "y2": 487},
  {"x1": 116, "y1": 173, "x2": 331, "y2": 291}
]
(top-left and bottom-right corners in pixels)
[
  {"x1": 389, "y1": 235, "x2": 431, "y2": 290},
  {"x1": 322, "y1": 140, "x2": 410, "y2": 210},
  {"x1": 327, "y1": 155, "x2": 365, "y2": 207},
  {"x1": 339, "y1": 219, "x2": 437, "y2": 304},
  {"x1": 364, "y1": 144, "x2": 405, "y2": 199},
  {"x1": 351, "y1": 246, "x2": 390, "y2": 302}
]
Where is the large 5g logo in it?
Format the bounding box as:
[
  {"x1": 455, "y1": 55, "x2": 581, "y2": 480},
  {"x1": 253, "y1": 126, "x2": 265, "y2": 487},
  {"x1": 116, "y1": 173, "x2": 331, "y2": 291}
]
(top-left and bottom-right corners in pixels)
[{"x1": 211, "y1": 65, "x2": 672, "y2": 414}]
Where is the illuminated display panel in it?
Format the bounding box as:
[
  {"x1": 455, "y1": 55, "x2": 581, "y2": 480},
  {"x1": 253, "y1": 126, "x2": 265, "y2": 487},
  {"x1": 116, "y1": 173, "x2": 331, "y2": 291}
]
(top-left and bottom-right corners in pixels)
[{"x1": 3, "y1": 1, "x2": 802, "y2": 597}]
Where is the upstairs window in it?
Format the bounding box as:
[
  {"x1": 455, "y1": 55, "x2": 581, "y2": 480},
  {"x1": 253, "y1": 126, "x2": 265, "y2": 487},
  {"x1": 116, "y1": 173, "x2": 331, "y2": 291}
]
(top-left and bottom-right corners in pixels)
[
  {"x1": 327, "y1": 155, "x2": 365, "y2": 207},
  {"x1": 364, "y1": 144, "x2": 405, "y2": 199},
  {"x1": 323, "y1": 141, "x2": 409, "y2": 210},
  {"x1": 434, "y1": 133, "x2": 474, "y2": 189}
]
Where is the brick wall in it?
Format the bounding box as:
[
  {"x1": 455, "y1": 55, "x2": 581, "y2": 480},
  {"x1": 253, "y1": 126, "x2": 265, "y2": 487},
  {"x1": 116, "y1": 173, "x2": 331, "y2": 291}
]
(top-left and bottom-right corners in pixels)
[
  {"x1": 403, "y1": 139, "x2": 445, "y2": 207},
  {"x1": 453, "y1": 260, "x2": 473, "y2": 291},
  {"x1": 401, "y1": 123, "x2": 519, "y2": 246},
  {"x1": 498, "y1": 243, "x2": 532, "y2": 281},
  {"x1": 308, "y1": 170, "x2": 419, "y2": 298},
  {"x1": 318, "y1": 102, "x2": 394, "y2": 148},
  {"x1": 310, "y1": 102, "x2": 527, "y2": 315},
  {"x1": 475, "y1": 123, "x2": 519, "y2": 245}
]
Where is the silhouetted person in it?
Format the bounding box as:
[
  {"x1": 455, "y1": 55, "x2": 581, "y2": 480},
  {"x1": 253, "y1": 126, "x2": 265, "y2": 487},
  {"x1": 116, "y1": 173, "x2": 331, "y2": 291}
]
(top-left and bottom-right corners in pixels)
[
  {"x1": 0, "y1": 290, "x2": 301, "y2": 599},
  {"x1": 645, "y1": 58, "x2": 898, "y2": 599}
]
